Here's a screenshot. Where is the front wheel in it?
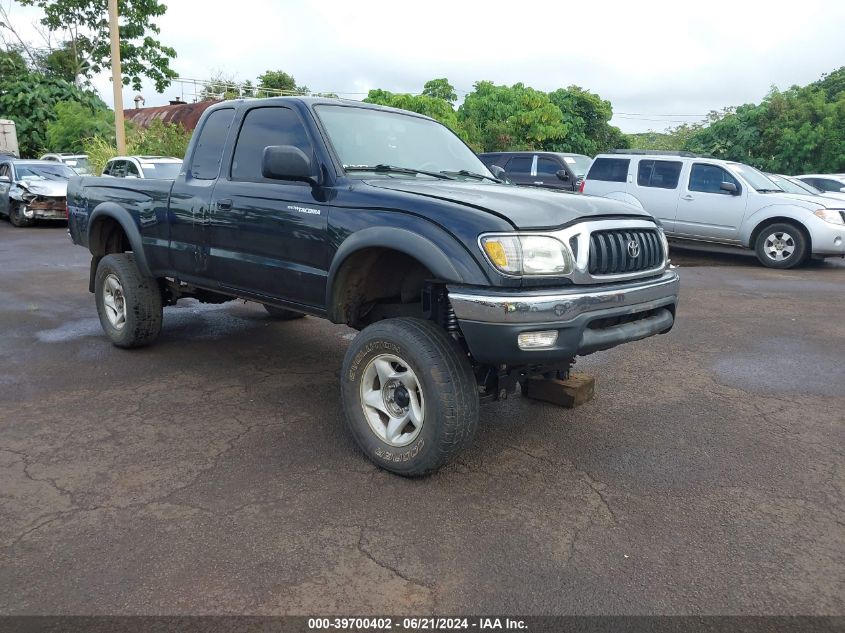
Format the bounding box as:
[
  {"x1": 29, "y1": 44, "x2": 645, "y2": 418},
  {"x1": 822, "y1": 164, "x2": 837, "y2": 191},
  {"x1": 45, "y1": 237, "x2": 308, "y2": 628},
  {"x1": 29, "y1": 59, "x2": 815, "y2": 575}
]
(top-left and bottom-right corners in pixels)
[
  {"x1": 95, "y1": 253, "x2": 163, "y2": 348},
  {"x1": 9, "y1": 204, "x2": 35, "y2": 227},
  {"x1": 754, "y1": 222, "x2": 808, "y2": 269},
  {"x1": 340, "y1": 318, "x2": 478, "y2": 476}
]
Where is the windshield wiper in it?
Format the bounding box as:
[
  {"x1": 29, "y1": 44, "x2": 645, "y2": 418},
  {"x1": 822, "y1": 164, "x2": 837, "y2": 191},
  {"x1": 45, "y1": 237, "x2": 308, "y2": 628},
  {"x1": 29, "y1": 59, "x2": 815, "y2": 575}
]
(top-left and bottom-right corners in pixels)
[
  {"x1": 756, "y1": 188, "x2": 784, "y2": 193},
  {"x1": 344, "y1": 164, "x2": 455, "y2": 180},
  {"x1": 440, "y1": 169, "x2": 501, "y2": 183}
]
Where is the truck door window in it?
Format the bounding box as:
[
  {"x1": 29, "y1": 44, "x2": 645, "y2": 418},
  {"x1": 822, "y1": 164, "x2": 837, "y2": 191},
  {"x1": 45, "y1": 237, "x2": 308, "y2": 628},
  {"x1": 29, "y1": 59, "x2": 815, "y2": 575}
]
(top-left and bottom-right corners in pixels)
[
  {"x1": 231, "y1": 106, "x2": 313, "y2": 182},
  {"x1": 689, "y1": 164, "x2": 740, "y2": 194},
  {"x1": 191, "y1": 108, "x2": 235, "y2": 180},
  {"x1": 126, "y1": 161, "x2": 140, "y2": 177},
  {"x1": 637, "y1": 160, "x2": 682, "y2": 189},
  {"x1": 505, "y1": 156, "x2": 531, "y2": 175},
  {"x1": 536, "y1": 158, "x2": 562, "y2": 177},
  {"x1": 0, "y1": 163, "x2": 10, "y2": 178},
  {"x1": 111, "y1": 161, "x2": 127, "y2": 178}
]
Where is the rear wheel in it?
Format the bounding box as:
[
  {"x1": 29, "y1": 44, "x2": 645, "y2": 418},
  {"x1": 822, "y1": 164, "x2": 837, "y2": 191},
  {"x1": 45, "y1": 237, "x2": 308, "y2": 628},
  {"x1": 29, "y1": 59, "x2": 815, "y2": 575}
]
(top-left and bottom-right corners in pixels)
[
  {"x1": 263, "y1": 304, "x2": 305, "y2": 320},
  {"x1": 340, "y1": 318, "x2": 478, "y2": 476},
  {"x1": 95, "y1": 253, "x2": 162, "y2": 348},
  {"x1": 754, "y1": 222, "x2": 808, "y2": 269},
  {"x1": 9, "y1": 203, "x2": 35, "y2": 227}
]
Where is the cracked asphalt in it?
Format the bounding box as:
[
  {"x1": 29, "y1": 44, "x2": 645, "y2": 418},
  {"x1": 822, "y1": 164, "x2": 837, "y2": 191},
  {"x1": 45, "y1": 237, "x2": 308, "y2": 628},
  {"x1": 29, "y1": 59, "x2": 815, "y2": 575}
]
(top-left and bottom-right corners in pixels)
[{"x1": 0, "y1": 222, "x2": 843, "y2": 615}]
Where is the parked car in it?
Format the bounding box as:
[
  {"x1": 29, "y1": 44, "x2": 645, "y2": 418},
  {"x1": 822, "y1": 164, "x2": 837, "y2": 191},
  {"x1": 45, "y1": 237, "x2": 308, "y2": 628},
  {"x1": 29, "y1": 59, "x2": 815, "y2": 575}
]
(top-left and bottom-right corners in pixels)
[
  {"x1": 40, "y1": 153, "x2": 92, "y2": 175},
  {"x1": 767, "y1": 173, "x2": 845, "y2": 203},
  {"x1": 1, "y1": 119, "x2": 19, "y2": 158},
  {"x1": 581, "y1": 151, "x2": 845, "y2": 268},
  {"x1": 102, "y1": 156, "x2": 183, "y2": 179},
  {"x1": 0, "y1": 158, "x2": 74, "y2": 226},
  {"x1": 478, "y1": 151, "x2": 592, "y2": 192},
  {"x1": 796, "y1": 174, "x2": 845, "y2": 193},
  {"x1": 67, "y1": 97, "x2": 679, "y2": 476}
]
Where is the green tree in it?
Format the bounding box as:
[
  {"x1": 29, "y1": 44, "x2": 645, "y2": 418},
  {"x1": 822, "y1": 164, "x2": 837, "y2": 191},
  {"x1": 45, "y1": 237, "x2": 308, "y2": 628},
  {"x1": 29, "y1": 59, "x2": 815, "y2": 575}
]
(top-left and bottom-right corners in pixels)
[
  {"x1": 458, "y1": 81, "x2": 566, "y2": 151},
  {"x1": 256, "y1": 70, "x2": 308, "y2": 97},
  {"x1": 0, "y1": 64, "x2": 107, "y2": 155},
  {"x1": 421, "y1": 78, "x2": 457, "y2": 105},
  {"x1": 18, "y1": 0, "x2": 177, "y2": 91},
  {"x1": 46, "y1": 100, "x2": 114, "y2": 152},
  {"x1": 545, "y1": 86, "x2": 627, "y2": 154}
]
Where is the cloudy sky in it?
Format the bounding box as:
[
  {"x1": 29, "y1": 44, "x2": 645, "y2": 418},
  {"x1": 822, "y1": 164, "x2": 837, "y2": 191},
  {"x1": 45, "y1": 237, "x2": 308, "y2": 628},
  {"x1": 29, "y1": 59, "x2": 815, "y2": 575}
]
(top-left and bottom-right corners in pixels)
[{"x1": 8, "y1": 0, "x2": 845, "y2": 133}]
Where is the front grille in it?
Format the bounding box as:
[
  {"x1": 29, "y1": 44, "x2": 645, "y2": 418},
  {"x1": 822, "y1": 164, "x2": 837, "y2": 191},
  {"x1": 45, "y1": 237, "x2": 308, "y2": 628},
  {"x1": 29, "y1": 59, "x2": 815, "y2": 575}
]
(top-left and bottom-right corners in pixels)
[{"x1": 588, "y1": 229, "x2": 663, "y2": 275}]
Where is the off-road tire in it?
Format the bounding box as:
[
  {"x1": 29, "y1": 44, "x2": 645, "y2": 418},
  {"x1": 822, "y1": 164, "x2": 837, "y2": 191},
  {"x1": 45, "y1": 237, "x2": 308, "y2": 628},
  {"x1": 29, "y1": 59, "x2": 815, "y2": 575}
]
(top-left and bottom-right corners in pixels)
[
  {"x1": 9, "y1": 204, "x2": 35, "y2": 227},
  {"x1": 263, "y1": 304, "x2": 306, "y2": 320},
  {"x1": 94, "y1": 253, "x2": 163, "y2": 348},
  {"x1": 340, "y1": 317, "x2": 478, "y2": 476},
  {"x1": 754, "y1": 222, "x2": 808, "y2": 269}
]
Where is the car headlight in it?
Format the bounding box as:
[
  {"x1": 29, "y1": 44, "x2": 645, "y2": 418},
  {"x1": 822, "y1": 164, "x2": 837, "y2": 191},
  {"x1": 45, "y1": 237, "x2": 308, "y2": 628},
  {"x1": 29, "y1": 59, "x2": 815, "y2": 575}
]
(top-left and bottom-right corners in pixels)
[
  {"x1": 814, "y1": 209, "x2": 845, "y2": 225},
  {"x1": 480, "y1": 234, "x2": 574, "y2": 276}
]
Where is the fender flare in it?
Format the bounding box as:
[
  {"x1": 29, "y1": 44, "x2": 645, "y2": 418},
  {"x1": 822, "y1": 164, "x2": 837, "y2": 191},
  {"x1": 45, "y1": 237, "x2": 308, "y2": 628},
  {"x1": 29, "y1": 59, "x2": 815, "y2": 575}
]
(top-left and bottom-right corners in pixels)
[
  {"x1": 87, "y1": 203, "x2": 153, "y2": 278},
  {"x1": 325, "y1": 226, "x2": 481, "y2": 310}
]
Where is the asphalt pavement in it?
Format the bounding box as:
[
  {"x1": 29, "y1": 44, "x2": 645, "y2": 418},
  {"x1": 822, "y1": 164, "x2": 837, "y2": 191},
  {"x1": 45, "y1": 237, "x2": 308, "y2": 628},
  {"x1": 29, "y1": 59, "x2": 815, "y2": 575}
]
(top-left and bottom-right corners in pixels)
[{"x1": 0, "y1": 222, "x2": 842, "y2": 615}]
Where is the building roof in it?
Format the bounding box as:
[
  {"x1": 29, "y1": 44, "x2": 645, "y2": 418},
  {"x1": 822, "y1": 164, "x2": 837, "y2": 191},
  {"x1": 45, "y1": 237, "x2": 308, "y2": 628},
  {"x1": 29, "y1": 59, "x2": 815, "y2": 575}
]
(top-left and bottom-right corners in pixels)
[{"x1": 124, "y1": 100, "x2": 219, "y2": 131}]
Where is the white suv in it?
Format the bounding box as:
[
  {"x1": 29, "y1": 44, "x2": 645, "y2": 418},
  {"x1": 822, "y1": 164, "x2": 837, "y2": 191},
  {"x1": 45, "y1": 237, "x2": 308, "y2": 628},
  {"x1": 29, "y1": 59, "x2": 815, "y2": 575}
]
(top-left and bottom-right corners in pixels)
[{"x1": 581, "y1": 151, "x2": 845, "y2": 268}]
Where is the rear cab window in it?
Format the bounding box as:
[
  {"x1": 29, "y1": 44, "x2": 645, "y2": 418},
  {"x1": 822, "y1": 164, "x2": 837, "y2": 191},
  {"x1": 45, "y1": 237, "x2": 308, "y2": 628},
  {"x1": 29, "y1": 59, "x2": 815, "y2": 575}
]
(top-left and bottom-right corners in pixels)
[
  {"x1": 637, "y1": 160, "x2": 682, "y2": 189},
  {"x1": 505, "y1": 156, "x2": 532, "y2": 175},
  {"x1": 191, "y1": 108, "x2": 236, "y2": 180},
  {"x1": 587, "y1": 157, "x2": 629, "y2": 182},
  {"x1": 536, "y1": 157, "x2": 562, "y2": 177}
]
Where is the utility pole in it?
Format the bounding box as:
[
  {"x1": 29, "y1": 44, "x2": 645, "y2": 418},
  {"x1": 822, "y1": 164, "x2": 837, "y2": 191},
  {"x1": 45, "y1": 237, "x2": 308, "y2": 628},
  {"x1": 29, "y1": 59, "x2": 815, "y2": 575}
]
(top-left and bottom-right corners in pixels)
[{"x1": 107, "y1": 0, "x2": 126, "y2": 154}]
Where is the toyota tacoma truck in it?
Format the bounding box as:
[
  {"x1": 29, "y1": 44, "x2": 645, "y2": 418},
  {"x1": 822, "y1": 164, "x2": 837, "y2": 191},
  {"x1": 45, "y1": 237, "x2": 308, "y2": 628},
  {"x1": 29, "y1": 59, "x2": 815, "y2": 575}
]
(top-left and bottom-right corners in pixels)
[{"x1": 67, "y1": 97, "x2": 680, "y2": 476}]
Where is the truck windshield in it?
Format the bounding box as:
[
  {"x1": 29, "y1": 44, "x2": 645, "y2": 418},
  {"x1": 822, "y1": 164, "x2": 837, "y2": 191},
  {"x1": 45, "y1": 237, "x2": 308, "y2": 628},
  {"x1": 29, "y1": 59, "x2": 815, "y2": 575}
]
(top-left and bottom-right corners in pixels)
[
  {"x1": 16, "y1": 164, "x2": 76, "y2": 180},
  {"x1": 728, "y1": 163, "x2": 783, "y2": 192},
  {"x1": 316, "y1": 105, "x2": 493, "y2": 180},
  {"x1": 561, "y1": 154, "x2": 592, "y2": 178}
]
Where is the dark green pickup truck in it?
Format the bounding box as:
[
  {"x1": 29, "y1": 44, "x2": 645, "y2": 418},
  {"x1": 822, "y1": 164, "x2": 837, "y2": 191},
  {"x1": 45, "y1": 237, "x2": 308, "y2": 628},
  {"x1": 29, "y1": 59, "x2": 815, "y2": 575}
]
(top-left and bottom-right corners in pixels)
[{"x1": 68, "y1": 97, "x2": 679, "y2": 475}]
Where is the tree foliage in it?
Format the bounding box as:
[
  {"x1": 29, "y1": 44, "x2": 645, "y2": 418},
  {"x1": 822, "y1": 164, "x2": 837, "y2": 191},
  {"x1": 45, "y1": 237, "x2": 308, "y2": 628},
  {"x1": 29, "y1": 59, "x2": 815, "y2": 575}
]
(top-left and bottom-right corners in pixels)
[
  {"x1": 255, "y1": 69, "x2": 308, "y2": 97},
  {"x1": 421, "y1": 78, "x2": 457, "y2": 104},
  {"x1": 363, "y1": 89, "x2": 466, "y2": 140},
  {"x1": 82, "y1": 118, "x2": 191, "y2": 174},
  {"x1": 0, "y1": 60, "x2": 107, "y2": 155},
  {"x1": 628, "y1": 67, "x2": 845, "y2": 173},
  {"x1": 46, "y1": 100, "x2": 114, "y2": 152},
  {"x1": 17, "y1": 0, "x2": 177, "y2": 91}
]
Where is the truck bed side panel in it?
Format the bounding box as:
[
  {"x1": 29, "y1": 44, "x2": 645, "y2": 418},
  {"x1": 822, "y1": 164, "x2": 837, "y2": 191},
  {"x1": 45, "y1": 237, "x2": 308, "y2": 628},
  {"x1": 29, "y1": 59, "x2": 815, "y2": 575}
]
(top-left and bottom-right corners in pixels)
[{"x1": 67, "y1": 177, "x2": 175, "y2": 274}]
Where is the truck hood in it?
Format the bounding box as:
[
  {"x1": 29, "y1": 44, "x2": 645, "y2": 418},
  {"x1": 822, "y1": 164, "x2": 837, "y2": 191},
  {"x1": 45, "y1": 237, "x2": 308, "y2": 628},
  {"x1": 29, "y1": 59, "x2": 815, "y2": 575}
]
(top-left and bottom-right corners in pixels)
[{"x1": 365, "y1": 180, "x2": 651, "y2": 229}]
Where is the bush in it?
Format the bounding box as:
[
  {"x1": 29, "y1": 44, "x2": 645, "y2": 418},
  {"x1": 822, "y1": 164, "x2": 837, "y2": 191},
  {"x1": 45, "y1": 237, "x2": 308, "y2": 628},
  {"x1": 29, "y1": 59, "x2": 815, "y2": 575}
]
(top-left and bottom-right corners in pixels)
[{"x1": 82, "y1": 119, "x2": 191, "y2": 175}]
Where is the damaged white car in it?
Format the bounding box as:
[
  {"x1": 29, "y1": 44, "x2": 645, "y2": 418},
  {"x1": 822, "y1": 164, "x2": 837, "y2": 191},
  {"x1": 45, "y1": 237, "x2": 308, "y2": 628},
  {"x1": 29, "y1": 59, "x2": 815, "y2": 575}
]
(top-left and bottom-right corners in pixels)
[{"x1": 0, "y1": 159, "x2": 74, "y2": 227}]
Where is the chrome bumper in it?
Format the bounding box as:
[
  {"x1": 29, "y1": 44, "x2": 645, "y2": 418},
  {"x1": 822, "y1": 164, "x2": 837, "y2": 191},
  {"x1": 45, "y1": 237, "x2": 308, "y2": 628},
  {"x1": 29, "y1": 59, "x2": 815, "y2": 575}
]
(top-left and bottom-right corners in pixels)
[{"x1": 448, "y1": 270, "x2": 680, "y2": 324}]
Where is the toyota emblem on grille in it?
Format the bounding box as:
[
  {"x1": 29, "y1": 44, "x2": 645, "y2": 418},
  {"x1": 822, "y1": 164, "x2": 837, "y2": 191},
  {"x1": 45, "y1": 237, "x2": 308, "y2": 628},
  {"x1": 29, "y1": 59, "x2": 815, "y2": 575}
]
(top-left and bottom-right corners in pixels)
[{"x1": 627, "y1": 239, "x2": 640, "y2": 258}]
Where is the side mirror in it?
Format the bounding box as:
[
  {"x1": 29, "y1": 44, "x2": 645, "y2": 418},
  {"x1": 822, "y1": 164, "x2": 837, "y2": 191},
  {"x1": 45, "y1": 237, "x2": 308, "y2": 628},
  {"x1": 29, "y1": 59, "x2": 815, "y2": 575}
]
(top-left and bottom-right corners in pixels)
[
  {"x1": 720, "y1": 181, "x2": 738, "y2": 195},
  {"x1": 0, "y1": 175, "x2": 10, "y2": 184},
  {"x1": 556, "y1": 169, "x2": 570, "y2": 182},
  {"x1": 262, "y1": 145, "x2": 317, "y2": 184},
  {"x1": 839, "y1": 187, "x2": 845, "y2": 193}
]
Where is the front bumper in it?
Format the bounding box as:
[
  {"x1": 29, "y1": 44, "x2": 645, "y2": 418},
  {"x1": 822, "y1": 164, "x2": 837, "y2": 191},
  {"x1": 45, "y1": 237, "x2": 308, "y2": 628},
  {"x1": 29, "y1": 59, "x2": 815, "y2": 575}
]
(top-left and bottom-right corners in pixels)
[
  {"x1": 22, "y1": 197, "x2": 67, "y2": 220},
  {"x1": 448, "y1": 270, "x2": 680, "y2": 365}
]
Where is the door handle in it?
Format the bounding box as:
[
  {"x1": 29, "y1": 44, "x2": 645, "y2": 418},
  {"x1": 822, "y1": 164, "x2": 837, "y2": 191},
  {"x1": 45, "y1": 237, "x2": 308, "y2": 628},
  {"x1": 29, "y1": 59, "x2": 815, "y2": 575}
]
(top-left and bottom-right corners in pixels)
[
  {"x1": 681, "y1": 195, "x2": 694, "y2": 201},
  {"x1": 216, "y1": 198, "x2": 232, "y2": 211}
]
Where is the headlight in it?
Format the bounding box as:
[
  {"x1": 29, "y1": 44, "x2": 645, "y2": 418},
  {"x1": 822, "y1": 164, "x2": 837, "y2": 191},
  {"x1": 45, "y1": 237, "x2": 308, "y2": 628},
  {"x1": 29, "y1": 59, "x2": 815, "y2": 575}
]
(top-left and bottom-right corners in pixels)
[
  {"x1": 480, "y1": 234, "x2": 573, "y2": 276},
  {"x1": 814, "y1": 209, "x2": 845, "y2": 225}
]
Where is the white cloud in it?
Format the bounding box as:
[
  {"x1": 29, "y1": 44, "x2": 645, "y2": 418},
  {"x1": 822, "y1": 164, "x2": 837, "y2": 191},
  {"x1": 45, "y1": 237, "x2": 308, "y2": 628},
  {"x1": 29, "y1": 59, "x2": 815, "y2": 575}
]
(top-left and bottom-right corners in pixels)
[{"x1": 8, "y1": 0, "x2": 845, "y2": 133}]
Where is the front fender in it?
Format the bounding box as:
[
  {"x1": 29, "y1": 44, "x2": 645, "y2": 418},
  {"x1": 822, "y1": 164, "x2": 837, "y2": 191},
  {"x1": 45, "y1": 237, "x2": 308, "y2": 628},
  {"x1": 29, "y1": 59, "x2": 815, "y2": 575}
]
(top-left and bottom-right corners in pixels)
[
  {"x1": 325, "y1": 225, "x2": 488, "y2": 309},
  {"x1": 88, "y1": 202, "x2": 153, "y2": 278},
  {"x1": 740, "y1": 204, "x2": 812, "y2": 247}
]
